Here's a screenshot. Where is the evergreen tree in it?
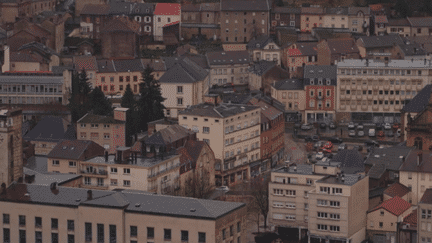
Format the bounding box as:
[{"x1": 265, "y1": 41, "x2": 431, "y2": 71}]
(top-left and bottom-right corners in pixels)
[
  {"x1": 121, "y1": 84, "x2": 136, "y2": 146},
  {"x1": 89, "y1": 87, "x2": 113, "y2": 116},
  {"x1": 423, "y1": 0, "x2": 432, "y2": 16},
  {"x1": 275, "y1": 0, "x2": 284, "y2": 7},
  {"x1": 136, "y1": 65, "x2": 166, "y2": 132},
  {"x1": 394, "y1": 0, "x2": 411, "y2": 18},
  {"x1": 68, "y1": 70, "x2": 92, "y2": 122}
]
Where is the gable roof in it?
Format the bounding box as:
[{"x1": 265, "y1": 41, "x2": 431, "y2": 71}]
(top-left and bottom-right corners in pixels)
[
  {"x1": 408, "y1": 17, "x2": 432, "y2": 27},
  {"x1": 400, "y1": 150, "x2": 432, "y2": 173},
  {"x1": 358, "y1": 35, "x2": 404, "y2": 48},
  {"x1": 325, "y1": 38, "x2": 359, "y2": 54},
  {"x1": 144, "y1": 124, "x2": 195, "y2": 146},
  {"x1": 348, "y1": 7, "x2": 370, "y2": 16},
  {"x1": 73, "y1": 56, "x2": 98, "y2": 71},
  {"x1": 77, "y1": 113, "x2": 124, "y2": 124},
  {"x1": 206, "y1": 51, "x2": 250, "y2": 66},
  {"x1": 248, "y1": 97, "x2": 283, "y2": 121},
  {"x1": 273, "y1": 79, "x2": 304, "y2": 90},
  {"x1": 375, "y1": 15, "x2": 388, "y2": 24},
  {"x1": 221, "y1": 0, "x2": 270, "y2": 11},
  {"x1": 370, "y1": 196, "x2": 411, "y2": 216},
  {"x1": 388, "y1": 18, "x2": 410, "y2": 26},
  {"x1": 159, "y1": 57, "x2": 208, "y2": 83},
  {"x1": 384, "y1": 182, "x2": 410, "y2": 198},
  {"x1": 247, "y1": 35, "x2": 277, "y2": 50},
  {"x1": 401, "y1": 84, "x2": 432, "y2": 113},
  {"x1": 420, "y1": 189, "x2": 432, "y2": 204},
  {"x1": 248, "y1": 61, "x2": 277, "y2": 76},
  {"x1": 23, "y1": 116, "x2": 76, "y2": 142},
  {"x1": 18, "y1": 41, "x2": 59, "y2": 57},
  {"x1": 81, "y1": 4, "x2": 110, "y2": 15},
  {"x1": 101, "y1": 17, "x2": 140, "y2": 33},
  {"x1": 365, "y1": 146, "x2": 413, "y2": 172},
  {"x1": 113, "y1": 59, "x2": 144, "y2": 72},
  {"x1": 403, "y1": 209, "x2": 417, "y2": 227},
  {"x1": 154, "y1": 3, "x2": 181, "y2": 15},
  {"x1": 47, "y1": 140, "x2": 105, "y2": 160},
  {"x1": 330, "y1": 149, "x2": 364, "y2": 174},
  {"x1": 10, "y1": 51, "x2": 43, "y2": 63}
]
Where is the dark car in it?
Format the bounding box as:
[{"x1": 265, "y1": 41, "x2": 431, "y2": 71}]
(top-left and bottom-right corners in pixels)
[
  {"x1": 304, "y1": 136, "x2": 313, "y2": 142},
  {"x1": 365, "y1": 140, "x2": 380, "y2": 147},
  {"x1": 387, "y1": 131, "x2": 394, "y2": 137},
  {"x1": 329, "y1": 123, "x2": 337, "y2": 129},
  {"x1": 325, "y1": 153, "x2": 333, "y2": 159},
  {"x1": 328, "y1": 137, "x2": 343, "y2": 144},
  {"x1": 320, "y1": 123, "x2": 327, "y2": 129},
  {"x1": 312, "y1": 135, "x2": 320, "y2": 142},
  {"x1": 375, "y1": 123, "x2": 383, "y2": 130}
]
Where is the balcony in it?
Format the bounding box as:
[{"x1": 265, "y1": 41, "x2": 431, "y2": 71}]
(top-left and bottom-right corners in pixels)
[
  {"x1": 389, "y1": 95, "x2": 395, "y2": 100},
  {"x1": 80, "y1": 170, "x2": 108, "y2": 178},
  {"x1": 148, "y1": 163, "x2": 181, "y2": 179},
  {"x1": 372, "y1": 105, "x2": 379, "y2": 111},
  {"x1": 362, "y1": 84, "x2": 368, "y2": 90},
  {"x1": 341, "y1": 83, "x2": 346, "y2": 89},
  {"x1": 357, "y1": 84, "x2": 361, "y2": 90},
  {"x1": 340, "y1": 94, "x2": 346, "y2": 99},
  {"x1": 356, "y1": 94, "x2": 362, "y2": 100},
  {"x1": 406, "y1": 84, "x2": 411, "y2": 90},
  {"x1": 350, "y1": 104, "x2": 357, "y2": 110},
  {"x1": 395, "y1": 104, "x2": 402, "y2": 110},
  {"x1": 383, "y1": 105, "x2": 390, "y2": 111},
  {"x1": 367, "y1": 95, "x2": 373, "y2": 100},
  {"x1": 361, "y1": 105, "x2": 368, "y2": 111}
]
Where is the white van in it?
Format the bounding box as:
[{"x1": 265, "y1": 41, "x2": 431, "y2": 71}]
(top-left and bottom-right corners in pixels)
[{"x1": 368, "y1": 128, "x2": 376, "y2": 137}]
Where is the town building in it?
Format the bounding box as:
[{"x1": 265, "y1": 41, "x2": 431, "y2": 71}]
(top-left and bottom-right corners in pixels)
[
  {"x1": 0, "y1": 0, "x2": 56, "y2": 24},
  {"x1": 303, "y1": 65, "x2": 337, "y2": 124},
  {"x1": 247, "y1": 35, "x2": 281, "y2": 66},
  {"x1": 0, "y1": 107, "x2": 23, "y2": 187},
  {"x1": 248, "y1": 61, "x2": 290, "y2": 94},
  {"x1": 374, "y1": 15, "x2": 388, "y2": 36},
  {"x1": 0, "y1": 183, "x2": 247, "y2": 243},
  {"x1": 79, "y1": 4, "x2": 110, "y2": 39},
  {"x1": 407, "y1": 17, "x2": 432, "y2": 37},
  {"x1": 206, "y1": 50, "x2": 251, "y2": 86},
  {"x1": 366, "y1": 196, "x2": 412, "y2": 243},
  {"x1": 387, "y1": 18, "x2": 411, "y2": 37},
  {"x1": 178, "y1": 103, "x2": 261, "y2": 186},
  {"x1": 180, "y1": 3, "x2": 220, "y2": 41},
  {"x1": 143, "y1": 124, "x2": 196, "y2": 156},
  {"x1": 100, "y1": 17, "x2": 140, "y2": 59},
  {"x1": 23, "y1": 116, "x2": 76, "y2": 155},
  {"x1": 323, "y1": 7, "x2": 349, "y2": 29},
  {"x1": 270, "y1": 7, "x2": 301, "y2": 35},
  {"x1": 356, "y1": 35, "x2": 404, "y2": 60},
  {"x1": 418, "y1": 189, "x2": 432, "y2": 243},
  {"x1": 76, "y1": 108, "x2": 128, "y2": 154},
  {"x1": 282, "y1": 42, "x2": 318, "y2": 77},
  {"x1": 248, "y1": 97, "x2": 284, "y2": 175},
  {"x1": 336, "y1": 59, "x2": 431, "y2": 124},
  {"x1": 153, "y1": 3, "x2": 181, "y2": 42},
  {"x1": 159, "y1": 57, "x2": 209, "y2": 119},
  {"x1": 75, "y1": 0, "x2": 106, "y2": 17},
  {"x1": 347, "y1": 7, "x2": 370, "y2": 35},
  {"x1": 317, "y1": 38, "x2": 360, "y2": 66},
  {"x1": 271, "y1": 79, "x2": 305, "y2": 122},
  {"x1": 219, "y1": 0, "x2": 271, "y2": 43},
  {"x1": 300, "y1": 6, "x2": 325, "y2": 33}
]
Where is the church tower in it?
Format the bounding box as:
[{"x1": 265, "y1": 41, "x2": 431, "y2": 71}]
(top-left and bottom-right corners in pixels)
[{"x1": 0, "y1": 108, "x2": 23, "y2": 187}]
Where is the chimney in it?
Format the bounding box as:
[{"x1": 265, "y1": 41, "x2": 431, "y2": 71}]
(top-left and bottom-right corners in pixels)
[
  {"x1": 384, "y1": 57, "x2": 389, "y2": 66},
  {"x1": 50, "y1": 182, "x2": 57, "y2": 191},
  {"x1": 0, "y1": 183, "x2": 6, "y2": 195},
  {"x1": 104, "y1": 151, "x2": 109, "y2": 162},
  {"x1": 87, "y1": 190, "x2": 93, "y2": 200},
  {"x1": 2, "y1": 46, "x2": 10, "y2": 73},
  {"x1": 417, "y1": 151, "x2": 423, "y2": 166}
]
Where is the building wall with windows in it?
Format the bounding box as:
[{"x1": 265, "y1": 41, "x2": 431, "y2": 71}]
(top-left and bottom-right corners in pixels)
[
  {"x1": 271, "y1": 83, "x2": 305, "y2": 122},
  {"x1": 95, "y1": 71, "x2": 142, "y2": 95},
  {"x1": 251, "y1": 43, "x2": 281, "y2": 66},
  {"x1": 419, "y1": 191, "x2": 432, "y2": 243},
  {"x1": 348, "y1": 10, "x2": 370, "y2": 35},
  {"x1": 219, "y1": 11, "x2": 270, "y2": 43},
  {"x1": 399, "y1": 170, "x2": 432, "y2": 205},
  {"x1": 366, "y1": 204, "x2": 411, "y2": 234},
  {"x1": 323, "y1": 14, "x2": 348, "y2": 29},
  {"x1": 209, "y1": 64, "x2": 251, "y2": 86},
  {"x1": 153, "y1": 3, "x2": 181, "y2": 41},
  {"x1": 47, "y1": 158, "x2": 80, "y2": 174}
]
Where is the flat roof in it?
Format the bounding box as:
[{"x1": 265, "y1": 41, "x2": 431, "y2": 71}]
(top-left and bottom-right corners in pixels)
[
  {"x1": 84, "y1": 154, "x2": 180, "y2": 168},
  {"x1": 337, "y1": 59, "x2": 432, "y2": 69},
  {"x1": 317, "y1": 174, "x2": 365, "y2": 186}
]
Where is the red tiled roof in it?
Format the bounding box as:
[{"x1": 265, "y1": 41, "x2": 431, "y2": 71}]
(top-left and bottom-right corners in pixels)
[
  {"x1": 130, "y1": 140, "x2": 141, "y2": 153},
  {"x1": 371, "y1": 196, "x2": 411, "y2": 216},
  {"x1": 287, "y1": 48, "x2": 302, "y2": 56},
  {"x1": 403, "y1": 209, "x2": 417, "y2": 226},
  {"x1": 73, "y1": 56, "x2": 98, "y2": 71},
  {"x1": 375, "y1": 15, "x2": 388, "y2": 24},
  {"x1": 384, "y1": 182, "x2": 410, "y2": 198},
  {"x1": 163, "y1": 20, "x2": 180, "y2": 28},
  {"x1": 154, "y1": 3, "x2": 181, "y2": 15},
  {"x1": 369, "y1": 4, "x2": 384, "y2": 11}
]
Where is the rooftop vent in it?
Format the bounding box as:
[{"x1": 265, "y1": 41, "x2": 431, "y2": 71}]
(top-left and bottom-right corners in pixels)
[
  {"x1": 190, "y1": 208, "x2": 196, "y2": 212},
  {"x1": 135, "y1": 203, "x2": 140, "y2": 207},
  {"x1": 62, "y1": 146, "x2": 67, "y2": 150},
  {"x1": 222, "y1": 52, "x2": 226, "y2": 55},
  {"x1": 71, "y1": 147, "x2": 75, "y2": 150},
  {"x1": 76, "y1": 199, "x2": 81, "y2": 202},
  {"x1": 24, "y1": 193, "x2": 30, "y2": 197},
  {"x1": 374, "y1": 155, "x2": 380, "y2": 158}
]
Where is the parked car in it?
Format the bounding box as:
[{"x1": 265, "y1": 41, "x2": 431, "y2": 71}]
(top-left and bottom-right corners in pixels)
[
  {"x1": 320, "y1": 123, "x2": 327, "y2": 129},
  {"x1": 316, "y1": 152, "x2": 324, "y2": 160},
  {"x1": 386, "y1": 131, "x2": 394, "y2": 137},
  {"x1": 358, "y1": 130, "x2": 365, "y2": 137},
  {"x1": 348, "y1": 122, "x2": 355, "y2": 129},
  {"x1": 322, "y1": 141, "x2": 333, "y2": 149},
  {"x1": 368, "y1": 128, "x2": 376, "y2": 137},
  {"x1": 377, "y1": 130, "x2": 385, "y2": 137},
  {"x1": 329, "y1": 123, "x2": 337, "y2": 129},
  {"x1": 314, "y1": 141, "x2": 324, "y2": 149},
  {"x1": 384, "y1": 123, "x2": 391, "y2": 130},
  {"x1": 312, "y1": 135, "x2": 320, "y2": 142},
  {"x1": 301, "y1": 123, "x2": 312, "y2": 130},
  {"x1": 365, "y1": 140, "x2": 380, "y2": 147},
  {"x1": 328, "y1": 137, "x2": 343, "y2": 144},
  {"x1": 338, "y1": 143, "x2": 348, "y2": 151},
  {"x1": 396, "y1": 129, "x2": 401, "y2": 137},
  {"x1": 357, "y1": 123, "x2": 364, "y2": 130},
  {"x1": 321, "y1": 148, "x2": 332, "y2": 154},
  {"x1": 349, "y1": 130, "x2": 356, "y2": 137},
  {"x1": 217, "y1": 186, "x2": 229, "y2": 192},
  {"x1": 304, "y1": 136, "x2": 313, "y2": 142},
  {"x1": 375, "y1": 123, "x2": 383, "y2": 130}
]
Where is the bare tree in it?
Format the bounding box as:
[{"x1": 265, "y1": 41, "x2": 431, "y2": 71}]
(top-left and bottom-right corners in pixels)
[
  {"x1": 183, "y1": 167, "x2": 213, "y2": 199},
  {"x1": 249, "y1": 175, "x2": 270, "y2": 231}
]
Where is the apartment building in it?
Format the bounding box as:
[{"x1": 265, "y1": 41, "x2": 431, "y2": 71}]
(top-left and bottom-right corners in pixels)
[
  {"x1": 304, "y1": 65, "x2": 337, "y2": 124},
  {"x1": 399, "y1": 150, "x2": 432, "y2": 205},
  {"x1": 206, "y1": 51, "x2": 251, "y2": 86},
  {"x1": 356, "y1": 35, "x2": 404, "y2": 60},
  {"x1": 308, "y1": 174, "x2": 369, "y2": 243},
  {"x1": 180, "y1": 3, "x2": 220, "y2": 40},
  {"x1": 271, "y1": 79, "x2": 305, "y2": 122},
  {"x1": 79, "y1": 4, "x2": 110, "y2": 39},
  {"x1": 270, "y1": 7, "x2": 301, "y2": 35},
  {"x1": 366, "y1": 196, "x2": 412, "y2": 243},
  {"x1": 408, "y1": 17, "x2": 432, "y2": 37},
  {"x1": 336, "y1": 59, "x2": 431, "y2": 124},
  {"x1": 153, "y1": 3, "x2": 181, "y2": 41},
  {"x1": 159, "y1": 57, "x2": 209, "y2": 119},
  {"x1": 348, "y1": 7, "x2": 370, "y2": 35},
  {"x1": 0, "y1": 108, "x2": 23, "y2": 188},
  {"x1": 403, "y1": 91, "x2": 432, "y2": 150},
  {"x1": 300, "y1": 6, "x2": 324, "y2": 32},
  {"x1": 419, "y1": 189, "x2": 432, "y2": 243},
  {"x1": 282, "y1": 42, "x2": 318, "y2": 77},
  {"x1": 219, "y1": 0, "x2": 271, "y2": 43},
  {"x1": 247, "y1": 35, "x2": 281, "y2": 66},
  {"x1": 178, "y1": 103, "x2": 261, "y2": 186},
  {"x1": 76, "y1": 108, "x2": 127, "y2": 154},
  {"x1": 374, "y1": 15, "x2": 388, "y2": 36},
  {"x1": 0, "y1": 183, "x2": 247, "y2": 243},
  {"x1": 269, "y1": 163, "x2": 342, "y2": 240},
  {"x1": 323, "y1": 8, "x2": 348, "y2": 29},
  {"x1": 387, "y1": 18, "x2": 411, "y2": 37},
  {"x1": 317, "y1": 38, "x2": 360, "y2": 66}
]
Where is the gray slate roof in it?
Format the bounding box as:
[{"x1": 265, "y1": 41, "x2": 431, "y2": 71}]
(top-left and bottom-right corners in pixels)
[
  {"x1": 113, "y1": 59, "x2": 145, "y2": 72},
  {"x1": 145, "y1": 124, "x2": 195, "y2": 146},
  {"x1": 23, "y1": 116, "x2": 76, "y2": 142},
  {"x1": 358, "y1": 35, "x2": 404, "y2": 48},
  {"x1": 47, "y1": 140, "x2": 104, "y2": 160},
  {"x1": 364, "y1": 146, "x2": 413, "y2": 172},
  {"x1": 304, "y1": 65, "x2": 337, "y2": 83},
  {"x1": 408, "y1": 17, "x2": 432, "y2": 27},
  {"x1": 325, "y1": 7, "x2": 348, "y2": 15},
  {"x1": 348, "y1": 7, "x2": 370, "y2": 15},
  {"x1": 0, "y1": 75, "x2": 63, "y2": 84},
  {"x1": 247, "y1": 35, "x2": 277, "y2": 50},
  {"x1": 399, "y1": 41, "x2": 427, "y2": 56},
  {"x1": 330, "y1": 149, "x2": 364, "y2": 174},
  {"x1": 221, "y1": 0, "x2": 270, "y2": 11},
  {"x1": 272, "y1": 7, "x2": 300, "y2": 14},
  {"x1": 222, "y1": 93, "x2": 254, "y2": 104},
  {"x1": 159, "y1": 57, "x2": 208, "y2": 84},
  {"x1": 272, "y1": 79, "x2": 304, "y2": 90},
  {"x1": 24, "y1": 168, "x2": 82, "y2": 186},
  {"x1": 179, "y1": 103, "x2": 259, "y2": 118},
  {"x1": 317, "y1": 174, "x2": 365, "y2": 186},
  {"x1": 51, "y1": 66, "x2": 74, "y2": 75},
  {"x1": 401, "y1": 84, "x2": 432, "y2": 113},
  {"x1": 248, "y1": 61, "x2": 276, "y2": 76},
  {"x1": 206, "y1": 51, "x2": 250, "y2": 66}
]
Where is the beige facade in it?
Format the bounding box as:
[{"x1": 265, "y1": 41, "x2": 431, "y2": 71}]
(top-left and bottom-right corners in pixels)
[
  {"x1": 271, "y1": 82, "x2": 305, "y2": 121},
  {"x1": 251, "y1": 42, "x2": 281, "y2": 66},
  {"x1": 33, "y1": 141, "x2": 57, "y2": 156},
  {"x1": 219, "y1": 11, "x2": 270, "y2": 43},
  {"x1": 348, "y1": 10, "x2": 370, "y2": 34},
  {"x1": 47, "y1": 158, "x2": 80, "y2": 174},
  {"x1": 399, "y1": 170, "x2": 432, "y2": 205},
  {"x1": 209, "y1": 64, "x2": 251, "y2": 86},
  {"x1": 323, "y1": 14, "x2": 349, "y2": 29},
  {"x1": 153, "y1": 4, "x2": 181, "y2": 41},
  {"x1": 367, "y1": 204, "x2": 411, "y2": 233},
  {"x1": 0, "y1": 184, "x2": 247, "y2": 243},
  {"x1": 161, "y1": 78, "x2": 209, "y2": 119},
  {"x1": 419, "y1": 191, "x2": 432, "y2": 243},
  {"x1": 96, "y1": 71, "x2": 143, "y2": 95},
  {"x1": 337, "y1": 59, "x2": 432, "y2": 117}
]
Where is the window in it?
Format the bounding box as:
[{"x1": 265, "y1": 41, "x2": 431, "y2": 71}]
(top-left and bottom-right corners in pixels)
[
  {"x1": 203, "y1": 127, "x2": 210, "y2": 134},
  {"x1": 181, "y1": 230, "x2": 189, "y2": 241},
  {"x1": 123, "y1": 180, "x2": 130, "y2": 187},
  {"x1": 97, "y1": 224, "x2": 104, "y2": 243},
  {"x1": 19, "y1": 215, "x2": 25, "y2": 226},
  {"x1": 130, "y1": 226, "x2": 138, "y2": 238},
  {"x1": 109, "y1": 225, "x2": 116, "y2": 243},
  {"x1": 19, "y1": 230, "x2": 26, "y2": 243},
  {"x1": 124, "y1": 168, "x2": 130, "y2": 174},
  {"x1": 147, "y1": 227, "x2": 154, "y2": 239},
  {"x1": 68, "y1": 220, "x2": 74, "y2": 231},
  {"x1": 69, "y1": 161, "x2": 76, "y2": 167},
  {"x1": 85, "y1": 223, "x2": 92, "y2": 242},
  {"x1": 222, "y1": 229, "x2": 226, "y2": 240},
  {"x1": 330, "y1": 214, "x2": 340, "y2": 220},
  {"x1": 317, "y1": 200, "x2": 327, "y2": 206},
  {"x1": 330, "y1": 226, "x2": 340, "y2": 232},
  {"x1": 3, "y1": 214, "x2": 9, "y2": 224},
  {"x1": 198, "y1": 232, "x2": 206, "y2": 243},
  {"x1": 111, "y1": 168, "x2": 117, "y2": 173},
  {"x1": 332, "y1": 188, "x2": 342, "y2": 194},
  {"x1": 177, "y1": 86, "x2": 183, "y2": 94},
  {"x1": 52, "y1": 160, "x2": 59, "y2": 166},
  {"x1": 379, "y1": 222, "x2": 383, "y2": 228},
  {"x1": 35, "y1": 217, "x2": 42, "y2": 228},
  {"x1": 317, "y1": 224, "x2": 327, "y2": 231},
  {"x1": 177, "y1": 98, "x2": 183, "y2": 105},
  {"x1": 52, "y1": 233, "x2": 59, "y2": 243},
  {"x1": 164, "y1": 229, "x2": 171, "y2": 240}
]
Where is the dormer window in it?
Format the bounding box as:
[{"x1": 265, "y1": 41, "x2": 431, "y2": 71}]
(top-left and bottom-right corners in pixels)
[
  {"x1": 310, "y1": 80, "x2": 314, "y2": 85},
  {"x1": 256, "y1": 44, "x2": 260, "y2": 48},
  {"x1": 318, "y1": 79, "x2": 323, "y2": 85}
]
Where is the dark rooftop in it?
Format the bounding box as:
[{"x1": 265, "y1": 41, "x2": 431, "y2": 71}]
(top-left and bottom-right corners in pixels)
[
  {"x1": 206, "y1": 51, "x2": 250, "y2": 66},
  {"x1": 317, "y1": 174, "x2": 366, "y2": 186},
  {"x1": 330, "y1": 149, "x2": 364, "y2": 174},
  {"x1": 77, "y1": 113, "x2": 125, "y2": 124},
  {"x1": 23, "y1": 116, "x2": 76, "y2": 142},
  {"x1": 221, "y1": 0, "x2": 270, "y2": 11},
  {"x1": 179, "y1": 103, "x2": 259, "y2": 118},
  {"x1": 272, "y1": 79, "x2": 304, "y2": 90},
  {"x1": 401, "y1": 84, "x2": 432, "y2": 113},
  {"x1": 420, "y1": 188, "x2": 432, "y2": 204}
]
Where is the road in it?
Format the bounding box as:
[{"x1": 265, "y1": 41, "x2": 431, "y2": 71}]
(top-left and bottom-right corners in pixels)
[{"x1": 284, "y1": 133, "x2": 308, "y2": 165}]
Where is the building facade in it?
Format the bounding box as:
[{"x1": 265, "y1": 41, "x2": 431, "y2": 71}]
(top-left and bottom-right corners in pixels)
[
  {"x1": 271, "y1": 79, "x2": 306, "y2": 122},
  {"x1": 419, "y1": 189, "x2": 432, "y2": 243},
  {"x1": 153, "y1": 3, "x2": 181, "y2": 41},
  {"x1": 206, "y1": 51, "x2": 251, "y2": 86}
]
